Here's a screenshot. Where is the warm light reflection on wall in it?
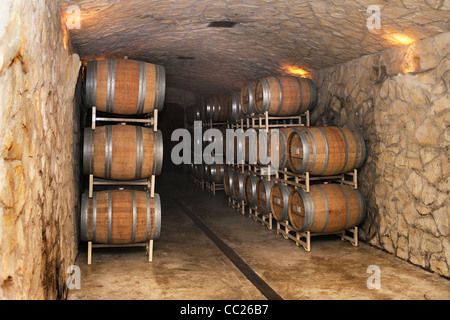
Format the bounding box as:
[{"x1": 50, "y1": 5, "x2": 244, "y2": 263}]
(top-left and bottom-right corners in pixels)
[
  {"x1": 403, "y1": 44, "x2": 420, "y2": 73},
  {"x1": 284, "y1": 66, "x2": 309, "y2": 76},
  {"x1": 60, "y1": 12, "x2": 70, "y2": 51},
  {"x1": 382, "y1": 33, "x2": 415, "y2": 46}
]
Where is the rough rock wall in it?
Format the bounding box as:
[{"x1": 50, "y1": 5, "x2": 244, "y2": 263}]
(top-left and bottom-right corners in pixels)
[
  {"x1": 311, "y1": 32, "x2": 449, "y2": 278},
  {"x1": 0, "y1": 0, "x2": 81, "y2": 299}
]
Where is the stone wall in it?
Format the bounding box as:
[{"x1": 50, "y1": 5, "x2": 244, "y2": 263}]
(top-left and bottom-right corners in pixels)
[
  {"x1": 0, "y1": 0, "x2": 81, "y2": 299},
  {"x1": 310, "y1": 31, "x2": 449, "y2": 278}
]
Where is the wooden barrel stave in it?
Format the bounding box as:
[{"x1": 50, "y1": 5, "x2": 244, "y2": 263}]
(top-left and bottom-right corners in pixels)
[
  {"x1": 208, "y1": 163, "x2": 224, "y2": 184},
  {"x1": 244, "y1": 173, "x2": 258, "y2": 207},
  {"x1": 256, "y1": 178, "x2": 273, "y2": 214},
  {"x1": 287, "y1": 126, "x2": 365, "y2": 176},
  {"x1": 223, "y1": 167, "x2": 234, "y2": 196},
  {"x1": 253, "y1": 76, "x2": 316, "y2": 116},
  {"x1": 227, "y1": 92, "x2": 243, "y2": 123},
  {"x1": 288, "y1": 184, "x2": 365, "y2": 233},
  {"x1": 211, "y1": 94, "x2": 230, "y2": 122},
  {"x1": 270, "y1": 182, "x2": 294, "y2": 221},
  {"x1": 86, "y1": 59, "x2": 165, "y2": 115},
  {"x1": 81, "y1": 190, "x2": 161, "y2": 244},
  {"x1": 241, "y1": 81, "x2": 257, "y2": 115},
  {"x1": 83, "y1": 125, "x2": 163, "y2": 180},
  {"x1": 232, "y1": 171, "x2": 245, "y2": 201}
]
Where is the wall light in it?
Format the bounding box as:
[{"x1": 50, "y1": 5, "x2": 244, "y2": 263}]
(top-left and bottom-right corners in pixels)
[
  {"x1": 283, "y1": 65, "x2": 309, "y2": 76},
  {"x1": 382, "y1": 33, "x2": 415, "y2": 46}
]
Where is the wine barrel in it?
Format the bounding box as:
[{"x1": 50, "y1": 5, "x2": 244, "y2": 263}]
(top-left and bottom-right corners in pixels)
[
  {"x1": 227, "y1": 92, "x2": 243, "y2": 123},
  {"x1": 270, "y1": 183, "x2": 294, "y2": 221},
  {"x1": 244, "y1": 173, "x2": 257, "y2": 207},
  {"x1": 232, "y1": 171, "x2": 245, "y2": 201},
  {"x1": 254, "y1": 76, "x2": 316, "y2": 116},
  {"x1": 211, "y1": 94, "x2": 230, "y2": 122},
  {"x1": 203, "y1": 96, "x2": 214, "y2": 121},
  {"x1": 193, "y1": 163, "x2": 205, "y2": 181},
  {"x1": 269, "y1": 127, "x2": 299, "y2": 169},
  {"x1": 287, "y1": 126, "x2": 365, "y2": 176},
  {"x1": 203, "y1": 163, "x2": 210, "y2": 182},
  {"x1": 208, "y1": 163, "x2": 224, "y2": 184},
  {"x1": 288, "y1": 184, "x2": 365, "y2": 233},
  {"x1": 83, "y1": 125, "x2": 163, "y2": 180},
  {"x1": 80, "y1": 190, "x2": 161, "y2": 244},
  {"x1": 86, "y1": 59, "x2": 165, "y2": 115},
  {"x1": 224, "y1": 167, "x2": 234, "y2": 196},
  {"x1": 241, "y1": 81, "x2": 257, "y2": 115},
  {"x1": 256, "y1": 178, "x2": 273, "y2": 214},
  {"x1": 198, "y1": 99, "x2": 207, "y2": 122}
]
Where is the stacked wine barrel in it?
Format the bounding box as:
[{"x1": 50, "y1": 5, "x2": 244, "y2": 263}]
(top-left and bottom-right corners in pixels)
[
  {"x1": 185, "y1": 74, "x2": 367, "y2": 246},
  {"x1": 229, "y1": 75, "x2": 367, "y2": 244},
  {"x1": 81, "y1": 58, "x2": 165, "y2": 249}
]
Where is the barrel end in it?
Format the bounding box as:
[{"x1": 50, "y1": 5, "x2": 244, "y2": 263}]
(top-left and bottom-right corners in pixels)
[
  {"x1": 157, "y1": 65, "x2": 166, "y2": 112},
  {"x1": 80, "y1": 192, "x2": 89, "y2": 242},
  {"x1": 154, "y1": 130, "x2": 164, "y2": 176},
  {"x1": 83, "y1": 127, "x2": 93, "y2": 176},
  {"x1": 153, "y1": 193, "x2": 162, "y2": 240}
]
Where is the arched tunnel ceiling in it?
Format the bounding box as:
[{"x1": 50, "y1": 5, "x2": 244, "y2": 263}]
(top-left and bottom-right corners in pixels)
[{"x1": 61, "y1": 0, "x2": 449, "y2": 97}]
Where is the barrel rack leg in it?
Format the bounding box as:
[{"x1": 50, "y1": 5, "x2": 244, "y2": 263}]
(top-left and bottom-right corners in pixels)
[
  {"x1": 87, "y1": 241, "x2": 92, "y2": 265},
  {"x1": 341, "y1": 227, "x2": 358, "y2": 247},
  {"x1": 147, "y1": 240, "x2": 154, "y2": 262}
]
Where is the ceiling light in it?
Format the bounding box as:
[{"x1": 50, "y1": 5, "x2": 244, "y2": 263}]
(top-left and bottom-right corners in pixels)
[
  {"x1": 284, "y1": 65, "x2": 309, "y2": 76},
  {"x1": 383, "y1": 33, "x2": 415, "y2": 45}
]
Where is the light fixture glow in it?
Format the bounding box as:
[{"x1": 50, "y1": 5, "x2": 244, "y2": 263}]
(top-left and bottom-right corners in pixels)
[
  {"x1": 383, "y1": 33, "x2": 415, "y2": 46},
  {"x1": 284, "y1": 65, "x2": 309, "y2": 76}
]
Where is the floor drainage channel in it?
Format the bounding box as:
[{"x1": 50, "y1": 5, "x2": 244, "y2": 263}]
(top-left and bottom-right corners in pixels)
[{"x1": 171, "y1": 197, "x2": 284, "y2": 301}]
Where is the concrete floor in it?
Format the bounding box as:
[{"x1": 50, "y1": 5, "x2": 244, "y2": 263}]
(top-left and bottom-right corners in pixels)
[{"x1": 68, "y1": 173, "x2": 449, "y2": 300}]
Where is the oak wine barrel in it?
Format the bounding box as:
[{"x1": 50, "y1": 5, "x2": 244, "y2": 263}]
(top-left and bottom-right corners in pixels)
[
  {"x1": 81, "y1": 190, "x2": 161, "y2": 244},
  {"x1": 83, "y1": 125, "x2": 163, "y2": 180},
  {"x1": 211, "y1": 94, "x2": 230, "y2": 122},
  {"x1": 193, "y1": 163, "x2": 205, "y2": 180},
  {"x1": 224, "y1": 167, "x2": 234, "y2": 196},
  {"x1": 85, "y1": 59, "x2": 165, "y2": 115},
  {"x1": 270, "y1": 182, "x2": 294, "y2": 221},
  {"x1": 256, "y1": 178, "x2": 273, "y2": 214},
  {"x1": 232, "y1": 171, "x2": 245, "y2": 201},
  {"x1": 287, "y1": 126, "x2": 366, "y2": 176},
  {"x1": 254, "y1": 76, "x2": 316, "y2": 116},
  {"x1": 227, "y1": 92, "x2": 243, "y2": 123},
  {"x1": 208, "y1": 163, "x2": 224, "y2": 184},
  {"x1": 241, "y1": 81, "x2": 257, "y2": 115},
  {"x1": 198, "y1": 99, "x2": 206, "y2": 122},
  {"x1": 203, "y1": 163, "x2": 210, "y2": 181},
  {"x1": 288, "y1": 184, "x2": 365, "y2": 233},
  {"x1": 269, "y1": 127, "x2": 296, "y2": 169},
  {"x1": 244, "y1": 173, "x2": 257, "y2": 207}
]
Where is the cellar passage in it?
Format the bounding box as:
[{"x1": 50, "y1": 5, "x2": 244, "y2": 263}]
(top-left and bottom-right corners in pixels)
[{"x1": 0, "y1": 0, "x2": 448, "y2": 300}]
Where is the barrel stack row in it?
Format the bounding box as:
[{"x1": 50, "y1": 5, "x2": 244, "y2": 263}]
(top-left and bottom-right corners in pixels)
[
  {"x1": 81, "y1": 58, "x2": 165, "y2": 261},
  {"x1": 186, "y1": 74, "x2": 367, "y2": 250},
  {"x1": 225, "y1": 124, "x2": 367, "y2": 234},
  {"x1": 186, "y1": 75, "x2": 317, "y2": 125}
]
